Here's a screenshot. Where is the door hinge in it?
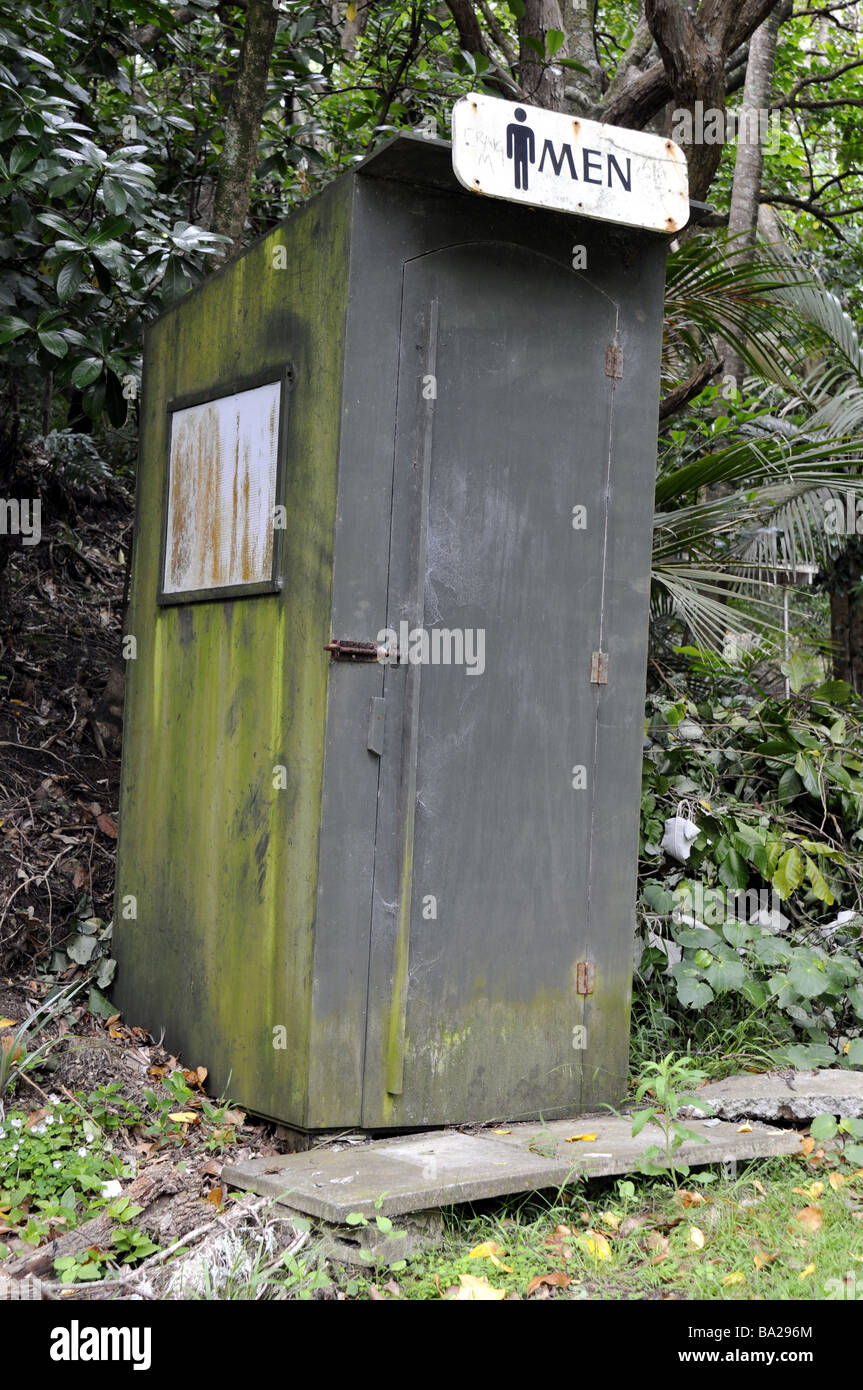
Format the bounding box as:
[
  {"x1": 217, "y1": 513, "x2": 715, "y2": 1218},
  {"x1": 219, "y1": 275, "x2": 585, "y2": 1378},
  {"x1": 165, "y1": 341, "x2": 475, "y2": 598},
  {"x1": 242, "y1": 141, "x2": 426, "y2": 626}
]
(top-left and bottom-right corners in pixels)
[
  {"x1": 605, "y1": 343, "x2": 623, "y2": 379},
  {"x1": 576, "y1": 961, "x2": 595, "y2": 995},
  {"x1": 324, "y1": 638, "x2": 385, "y2": 663},
  {"x1": 590, "y1": 651, "x2": 609, "y2": 684}
]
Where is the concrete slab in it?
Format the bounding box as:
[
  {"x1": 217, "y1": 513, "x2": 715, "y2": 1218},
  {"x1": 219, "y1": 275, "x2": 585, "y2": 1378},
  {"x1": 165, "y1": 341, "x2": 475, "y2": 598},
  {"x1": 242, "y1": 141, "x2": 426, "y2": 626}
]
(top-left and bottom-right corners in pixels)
[
  {"x1": 682, "y1": 1069, "x2": 863, "y2": 1122},
  {"x1": 223, "y1": 1113, "x2": 803, "y2": 1222}
]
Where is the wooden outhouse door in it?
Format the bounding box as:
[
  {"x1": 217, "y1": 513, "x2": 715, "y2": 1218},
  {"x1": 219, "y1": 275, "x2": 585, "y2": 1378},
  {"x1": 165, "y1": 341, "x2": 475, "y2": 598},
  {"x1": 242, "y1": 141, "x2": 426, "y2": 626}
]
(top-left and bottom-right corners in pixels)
[{"x1": 361, "y1": 241, "x2": 623, "y2": 1127}]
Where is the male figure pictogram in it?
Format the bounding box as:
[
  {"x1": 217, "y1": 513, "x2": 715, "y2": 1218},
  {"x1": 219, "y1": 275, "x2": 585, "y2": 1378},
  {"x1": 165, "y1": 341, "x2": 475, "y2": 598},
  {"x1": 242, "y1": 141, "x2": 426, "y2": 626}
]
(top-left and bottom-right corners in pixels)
[{"x1": 506, "y1": 107, "x2": 535, "y2": 191}]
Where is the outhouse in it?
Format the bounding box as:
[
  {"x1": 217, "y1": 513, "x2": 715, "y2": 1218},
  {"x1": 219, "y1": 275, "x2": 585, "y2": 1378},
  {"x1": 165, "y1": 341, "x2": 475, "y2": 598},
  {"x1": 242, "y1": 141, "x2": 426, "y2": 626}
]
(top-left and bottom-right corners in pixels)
[{"x1": 114, "y1": 116, "x2": 680, "y2": 1131}]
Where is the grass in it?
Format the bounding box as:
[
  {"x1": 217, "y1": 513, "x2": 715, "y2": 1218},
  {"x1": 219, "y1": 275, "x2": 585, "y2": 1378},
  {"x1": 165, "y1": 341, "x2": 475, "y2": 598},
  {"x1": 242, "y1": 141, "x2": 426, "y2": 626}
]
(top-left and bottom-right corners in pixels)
[
  {"x1": 330, "y1": 1156, "x2": 863, "y2": 1301},
  {"x1": 629, "y1": 990, "x2": 792, "y2": 1084}
]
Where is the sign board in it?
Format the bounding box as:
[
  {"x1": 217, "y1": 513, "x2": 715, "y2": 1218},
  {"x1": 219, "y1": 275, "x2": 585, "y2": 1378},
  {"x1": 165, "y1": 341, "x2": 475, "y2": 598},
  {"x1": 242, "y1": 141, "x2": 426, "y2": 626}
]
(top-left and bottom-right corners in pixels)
[
  {"x1": 162, "y1": 379, "x2": 281, "y2": 600},
  {"x1": 452, "y1": 92, "x2": 689, "y2": 233}
]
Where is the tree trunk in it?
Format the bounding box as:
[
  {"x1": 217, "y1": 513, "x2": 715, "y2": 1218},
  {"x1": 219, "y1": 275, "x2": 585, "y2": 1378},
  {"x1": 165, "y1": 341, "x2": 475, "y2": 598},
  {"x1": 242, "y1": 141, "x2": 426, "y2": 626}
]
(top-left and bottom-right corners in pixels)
[
  {"x1": 561, "y1": 0, "x2": 603, "y2": 108},
  {"x1": 722, "y1": 7, "x2": 782, "y2": 385},
  {"x1": 829, "y1": 539, "x2": 863, "y2": 692},
  {"x1": 211, "y1": 0, "x2": 280, "y2": 259},
  {"x1": 518, "y1": 0, "x2": 567, "y2": 109},
  {"x1": 600, "y1": 0, "x2": 783, "y2": 198},
  {"x1": 830, "y1": 591, "x2": 863, "y2": 692}
]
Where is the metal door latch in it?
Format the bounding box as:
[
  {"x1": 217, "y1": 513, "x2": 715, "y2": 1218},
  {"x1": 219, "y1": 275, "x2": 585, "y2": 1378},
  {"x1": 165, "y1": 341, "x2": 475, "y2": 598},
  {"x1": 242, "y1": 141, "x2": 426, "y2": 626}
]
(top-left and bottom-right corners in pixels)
[
  {"x1": 576, "y1": 961, "x2": 595, "y2": 995},
  {"x1": 324, "y1": 639, "x2": 387, "y2": 662}
]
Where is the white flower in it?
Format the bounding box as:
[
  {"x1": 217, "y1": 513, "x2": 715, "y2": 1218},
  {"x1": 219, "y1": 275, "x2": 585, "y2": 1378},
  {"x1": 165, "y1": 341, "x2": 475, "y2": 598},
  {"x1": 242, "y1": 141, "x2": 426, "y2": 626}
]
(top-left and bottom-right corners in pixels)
[
  {"x1": 11, "y1": 1143, "x2": 18, "y2": 1154},
  {"x1": 53, "y1": 1160, "x2": 62, "y2": 1169},
  {"x1": 10, "y1": 1118, "x2": 22, "y2": 1129},
  {"x1": 77, "y1": 1147, "x2": 87, "y2": 1158},
  {"x1": 48, "y1": 1094, "x2": 59, "y2": 1105},
  {"x1": 101, "y1": 1180, "x2": 123, "y2": 1198},
  {"x1": 45, "y1": 1115, "x2": 54, "y2": 1126}
]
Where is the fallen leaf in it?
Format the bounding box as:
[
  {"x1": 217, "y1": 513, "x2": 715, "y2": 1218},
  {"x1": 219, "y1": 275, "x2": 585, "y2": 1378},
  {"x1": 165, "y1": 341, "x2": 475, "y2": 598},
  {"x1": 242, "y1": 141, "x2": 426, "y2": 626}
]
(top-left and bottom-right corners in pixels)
[
  {"x1": 25, "y1": 1108, "x2": 47, "y2": 1130},
  {"x1": 200, "y1": 1160, "x2": 221, "y2": 1177},
  {"x1": 383, "y1": 1279, "x2": 400, "y2": 1296},
  {"x1": 737, "y1": 1123, "x2": 752, "y2": 1133},
  {"x1": 206, "y1": 1187, "x2": 223, "y2": 1206},
  {"x1": 168, "y1": 1112, "x2": 198, "y2": 1123},
  {"x1": 644, "y1": 1231, "x2": 670, "y2": 1263},
  {"x1": 581, "y1": 1230, "x2": 612, "y2": 1261},
  {"x1": 565, "y1": 1133, "x2": 598, "y2": 1143},
  {"x1": 96, "y1": 813, "x2": 117, "y2": 838},
  {"x1": 224, "y1": 1108, "x2": 246, "y2": 1126},
  {"x1": 492, "y1": 1129, "x2": 512, "y2": 1136},
  {"x1": 753, "y1": 1180, "x2": 766, "y2": 1195},
  {"x1": 489, "y1": 1255, "x2": 515, "y2": 1272},
  {"x1": 792, "y1": 1206, "x2": 823, "y2": 1234},
  {"x1": 799, "y1": 1263, "x2": 816, "y2": 1279},
  {"x1": 721, "y1": 1271, "x2": 746, "y2": 1287},
  {"x1": 792, "y1": 1182, "x2": 824, "y2": 1200},
  {"x1": 689, "y1": 1226, "x2": 706, "y2": 1249},
  {"x1": 678, "y1": 1190, "x2": 709, "y2": 1208},
  {"x1": 829, "y1": 1173, "x2": 845, "y2": 1191},
  {"x1": 468, "y1": 1241, "x2": 502, "y2": 1259},
  {"x1": 450, "y1": 1273, "x2": 507, "y2": 1301},
  {"x1": 753, "y1": 1247, "x2": 779, "y2": 1270},
  {"x1": 526, "y1": 1270, "x2": 571, "y2": 1297},
  {"x1": 599, "y1": 1211, "x2": 621, "y2": 1230},
  {"x1": 368, "y1": 1286, "x2": 385, "y2": 1300},
  {"x1": 800, "y1": 1136, "x2": 815, "y2": 1156},
  {"x1": 0, "y1": 1018, "x2": 17, "y2": 1029}
]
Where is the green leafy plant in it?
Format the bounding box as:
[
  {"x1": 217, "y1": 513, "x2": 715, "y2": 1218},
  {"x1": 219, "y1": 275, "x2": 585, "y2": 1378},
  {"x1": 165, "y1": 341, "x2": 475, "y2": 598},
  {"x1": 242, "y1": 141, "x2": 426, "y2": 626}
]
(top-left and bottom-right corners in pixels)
[
  {"x1": 0, "y1": 981, "x2": 86, "y2": 1101},
  {"x1": 141, "y1": 1069, "x2": 240, "y2": 1151},
  {"x1": 345, "y1": 1193, "x2": 407, "y2": 1241},
  {"x1": 809, "y1": 1112, "x2": 863, "y2": 1169},
  {"x1": 0, "y1": 1092, "x2": 132, "y2": 1245},
  {"x1": 636, "y1": 680, "x2": 863, "y2": 1065},
  {"x1": 631, "y1": 1053, "x2": 713, "y2": 1187}
]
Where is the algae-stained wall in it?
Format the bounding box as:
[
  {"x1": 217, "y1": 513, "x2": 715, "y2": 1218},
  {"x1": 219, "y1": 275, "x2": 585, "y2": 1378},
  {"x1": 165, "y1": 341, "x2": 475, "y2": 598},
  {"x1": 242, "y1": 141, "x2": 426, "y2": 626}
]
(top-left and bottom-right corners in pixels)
[{"x1": 114, "y1": 178, "x2": 352, "y2": 1124}]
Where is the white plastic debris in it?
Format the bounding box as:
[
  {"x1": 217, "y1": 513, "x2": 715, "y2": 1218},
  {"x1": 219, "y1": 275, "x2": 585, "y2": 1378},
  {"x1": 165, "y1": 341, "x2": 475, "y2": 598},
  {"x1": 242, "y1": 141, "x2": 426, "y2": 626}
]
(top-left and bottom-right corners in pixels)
[
  {"x1": 660, "y1": 814, "x2": 700, "y2": 863},
  {"x1": 819, "y1": 909, "x2": 860, "y2": 938},
  {"x1": 100, "y1": 1180, "x2": 123, "y2": 1198}
]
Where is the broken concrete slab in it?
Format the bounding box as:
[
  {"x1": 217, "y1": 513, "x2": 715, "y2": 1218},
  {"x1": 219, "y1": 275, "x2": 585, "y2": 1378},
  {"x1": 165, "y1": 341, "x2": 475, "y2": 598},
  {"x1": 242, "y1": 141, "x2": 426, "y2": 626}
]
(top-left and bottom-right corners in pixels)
[
  {"x1": 682, "y1": 1068, "x2": 863, "y2": 1123},
  {"x1": 223, "y1": 1113, "x2": 802, "y2": 1223}
]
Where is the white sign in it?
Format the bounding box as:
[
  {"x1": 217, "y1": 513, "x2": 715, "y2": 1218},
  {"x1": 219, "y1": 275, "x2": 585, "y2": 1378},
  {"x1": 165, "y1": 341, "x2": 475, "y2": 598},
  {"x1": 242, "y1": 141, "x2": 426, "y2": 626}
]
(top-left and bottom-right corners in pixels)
[
  {"x1": 452, "y1": 92, "x2": 689, "y2": 234},
  {"x1": 163, "y1": 380, "x2": 280, "y2": 596}
]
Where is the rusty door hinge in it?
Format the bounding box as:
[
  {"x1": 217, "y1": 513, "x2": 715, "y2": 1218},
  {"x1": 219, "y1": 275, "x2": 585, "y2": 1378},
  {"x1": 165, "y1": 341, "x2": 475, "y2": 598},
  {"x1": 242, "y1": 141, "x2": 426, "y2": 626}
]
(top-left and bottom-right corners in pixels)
[
  {"x1": 576, "y1": 961, "x2": 595, "y2": 995},
  {"x1": 590, "y1": 651, "x2": 609, "y2": 683},
  {"x1": 324, "y1": 639, "x2": 384, "y2": 662},
  {"x1": 605, "y1": 343, "x2": 623, "y2": 379}
]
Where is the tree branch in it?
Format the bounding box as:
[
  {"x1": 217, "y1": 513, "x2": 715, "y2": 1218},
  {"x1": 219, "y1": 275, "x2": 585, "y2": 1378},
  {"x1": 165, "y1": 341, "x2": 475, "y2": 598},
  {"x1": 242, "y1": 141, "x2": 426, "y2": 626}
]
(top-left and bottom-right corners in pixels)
[{"x1": 659, "y1": 358, "x2": 724, "y2": 420}]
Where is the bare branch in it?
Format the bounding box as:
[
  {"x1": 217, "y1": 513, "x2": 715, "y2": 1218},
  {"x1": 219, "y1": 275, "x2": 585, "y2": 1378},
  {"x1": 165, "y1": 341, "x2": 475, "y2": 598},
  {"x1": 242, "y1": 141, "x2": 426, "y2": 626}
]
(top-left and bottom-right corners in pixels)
[{"x1": 659, "y1": 358, "x2": 724, "y2": 420}]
